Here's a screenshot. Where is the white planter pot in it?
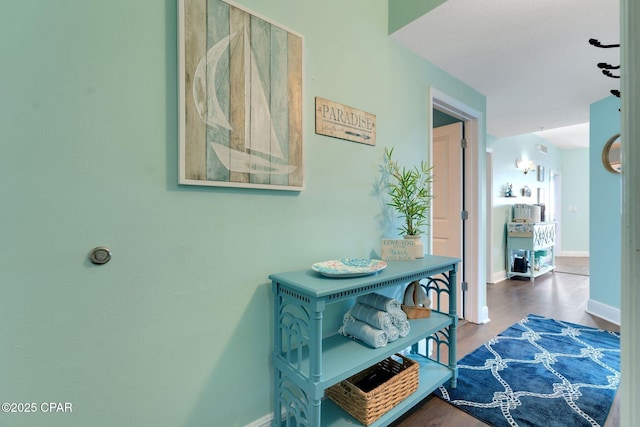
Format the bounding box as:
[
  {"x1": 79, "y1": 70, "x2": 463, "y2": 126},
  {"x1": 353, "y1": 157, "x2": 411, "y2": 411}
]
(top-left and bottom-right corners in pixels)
[{"x1": 403, "y1": 235, "x2": 424, "y2": 259}]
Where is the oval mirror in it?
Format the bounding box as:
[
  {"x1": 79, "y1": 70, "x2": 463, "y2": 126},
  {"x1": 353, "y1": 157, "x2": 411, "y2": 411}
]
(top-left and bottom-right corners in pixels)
[{"x1": 602, "y1": 133, "x2": 621, "y2": 174}]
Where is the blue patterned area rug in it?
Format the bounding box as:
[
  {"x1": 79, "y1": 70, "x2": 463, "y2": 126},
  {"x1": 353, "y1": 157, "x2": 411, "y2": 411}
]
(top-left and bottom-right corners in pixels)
[{"x1": 435, "y1": 314, "x2": 620, "y2": 427}]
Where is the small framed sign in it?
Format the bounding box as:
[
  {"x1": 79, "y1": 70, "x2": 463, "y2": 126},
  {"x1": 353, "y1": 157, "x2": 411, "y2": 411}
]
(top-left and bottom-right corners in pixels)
[
  {"x1": 315, "y1": 97, "x2": 376, "y2": 146},
  {"x1": 381, "y1": 239, "x2": 416, "y2": 261}
]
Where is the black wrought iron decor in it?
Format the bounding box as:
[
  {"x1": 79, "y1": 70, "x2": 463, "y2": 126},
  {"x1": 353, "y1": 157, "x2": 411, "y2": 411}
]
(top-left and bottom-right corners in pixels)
[{"x1": 589, "y1": 38, "x2": 621, "y2": 99}]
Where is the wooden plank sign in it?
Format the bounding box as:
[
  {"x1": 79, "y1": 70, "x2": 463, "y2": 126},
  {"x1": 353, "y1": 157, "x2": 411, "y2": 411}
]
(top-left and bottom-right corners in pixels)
[
  {"x1": 179, "y1": 0, "x2": 304, "y2": 191},
  {"x1": 315, "y1": 97, "x2": 376, "y2": 146},
  {"x1": 381, "y1": 239, "x2": 416, "y2": 261}
]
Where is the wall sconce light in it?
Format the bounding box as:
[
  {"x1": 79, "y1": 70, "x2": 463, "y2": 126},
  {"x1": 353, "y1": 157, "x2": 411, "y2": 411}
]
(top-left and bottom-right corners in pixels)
[{"x1": 516, "y1": 158, "x2": 535, "y2": 174}]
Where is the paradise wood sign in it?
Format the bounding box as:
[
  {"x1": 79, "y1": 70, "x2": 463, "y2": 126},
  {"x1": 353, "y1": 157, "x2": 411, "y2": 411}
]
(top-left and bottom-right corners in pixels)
[{"x1": 315, "y1": 97, "x2": 376, "y2": 146}]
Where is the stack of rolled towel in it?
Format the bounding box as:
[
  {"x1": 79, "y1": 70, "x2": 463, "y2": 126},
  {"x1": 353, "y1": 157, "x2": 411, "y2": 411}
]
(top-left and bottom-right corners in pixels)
[{"x1": 338, "y1": 293, "x2": 411, "y2": 348}]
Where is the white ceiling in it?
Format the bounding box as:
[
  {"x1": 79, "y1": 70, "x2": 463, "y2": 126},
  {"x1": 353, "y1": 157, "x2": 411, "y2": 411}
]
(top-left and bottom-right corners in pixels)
[
  {"x1": 534, "y1": 122, "x2": 590, "y2": 150},
  {"x1": 390, "y1": 0, "x2": 620, "y2": 149}
]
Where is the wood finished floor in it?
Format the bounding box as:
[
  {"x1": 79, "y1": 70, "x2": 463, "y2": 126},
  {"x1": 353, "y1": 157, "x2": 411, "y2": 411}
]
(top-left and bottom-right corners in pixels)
[
  {"x1": 553, "y1": 256, "x2": 590, "y2": 276},
  {"x1": 392, "y1": 268, "x2": 620, "y2": 427}
]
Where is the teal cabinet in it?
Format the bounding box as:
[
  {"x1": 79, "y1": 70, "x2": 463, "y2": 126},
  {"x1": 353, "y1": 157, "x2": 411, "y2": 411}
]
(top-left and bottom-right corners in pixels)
[
  {"x1": 270, "y1": 256, "x2": 460, "y2": 426},
  {"x1": 506, "y1": 222, "x2": 556, "y2": 281}
]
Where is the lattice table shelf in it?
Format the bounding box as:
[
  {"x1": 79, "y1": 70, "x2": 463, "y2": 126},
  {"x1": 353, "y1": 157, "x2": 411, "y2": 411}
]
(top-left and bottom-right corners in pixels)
[
  {"x1": 507, "y1": 222, "x2": 556, "y2": 281},
  {"x1": 270, "y1": 256, "x2": 460, "y2": 426}
]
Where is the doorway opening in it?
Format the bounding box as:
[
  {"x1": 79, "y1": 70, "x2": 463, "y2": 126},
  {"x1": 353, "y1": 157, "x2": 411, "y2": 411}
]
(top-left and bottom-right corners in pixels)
[
  {"x1": 429, "y1": 87, "x2": 489, "y2": 324},
  {"x1": 549, "y1": 170, "x2": 562, "y2": 254}
]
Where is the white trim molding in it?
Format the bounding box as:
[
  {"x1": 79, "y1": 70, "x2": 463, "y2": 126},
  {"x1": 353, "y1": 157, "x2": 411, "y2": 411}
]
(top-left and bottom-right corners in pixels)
[
  {"x1": 479, "y1": 305, "x2": 490, "y2": 324},
  {"x1": 586, "y1": 299, "x2": 621, "y2": 326},
  {"x1": 491, "y1": 270, "x2": 508, "y2": 284},
  {"x1": 621, "y1": 1, "x2": 640, "y2": 424},
  {"x1": 245, "y1": 412, "x2": 274, "y2": 427},
  {"x1": 556, "y1": 251, "x2": 589, "y2": 257}
]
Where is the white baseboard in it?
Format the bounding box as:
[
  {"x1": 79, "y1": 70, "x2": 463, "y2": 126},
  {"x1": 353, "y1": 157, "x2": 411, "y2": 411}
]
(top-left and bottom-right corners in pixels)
[
  {"x1": 586, "y1": 299, "x2": 621, "y2": 326},
  {"x1": 245, "y1": 412, "x2": 273, "y2": 427},
  {"x1": 556, "y1": 251, "x2": 589, "y2": 257},
  {"x1": 490, "y1": 270, "x2": 508, "y2": 284}
]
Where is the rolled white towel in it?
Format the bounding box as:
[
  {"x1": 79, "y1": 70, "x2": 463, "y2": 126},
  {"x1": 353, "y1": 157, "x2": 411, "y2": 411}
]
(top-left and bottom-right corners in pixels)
[
  {"x1": 386, "y1": 324, "x2": 400, "y2": 342},
  {"x1": 345, "y1": 306, "x2": 400, "y2": 342},
  {"x1": 339, "y1": 318, "x2": 388, "y2": 348},
  {"x1": 356, "y1": 293, "x2": 401, "y2": 312},
  {"x1": 348, "y1": 303, "x2": 393, "y2": 331},
  {"x1": 395, "y1": 319, "x2": 410, "y2": 337},
  {"x1": 388, "y1": 307, "x2": 408, "y2": 327},
  {"x1": 387, "y1": 307, "x2": 411, "y2": 337}
]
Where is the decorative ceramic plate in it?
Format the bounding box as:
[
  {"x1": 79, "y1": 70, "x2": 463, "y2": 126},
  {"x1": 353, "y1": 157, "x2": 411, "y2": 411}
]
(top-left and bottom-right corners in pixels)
[{"x1": 311, "y1": 259, "x2": 387, "y2": 278}]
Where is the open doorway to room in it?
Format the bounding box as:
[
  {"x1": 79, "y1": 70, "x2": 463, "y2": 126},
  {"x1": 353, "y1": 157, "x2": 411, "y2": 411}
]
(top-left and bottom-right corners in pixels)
[
  {"x1": 429, "y1": 87, "x2": 488, "y2": 324},
  {"x1": 549, "y1": 169, "x2": 562, "y2": 254}
]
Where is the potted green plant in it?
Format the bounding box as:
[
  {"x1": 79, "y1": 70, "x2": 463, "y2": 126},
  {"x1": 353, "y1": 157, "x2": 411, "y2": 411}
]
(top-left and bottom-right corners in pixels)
[{"x1": 383, "y1": 147, "x2": 435, "y2": 258}]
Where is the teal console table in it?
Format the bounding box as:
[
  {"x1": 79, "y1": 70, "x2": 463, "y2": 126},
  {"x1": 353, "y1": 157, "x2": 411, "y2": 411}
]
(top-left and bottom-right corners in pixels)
[
  {"x1": 270, "y1": 256, "x2": 460, "y2": 427},
  {"x1": 506, "y1": 222, "x2": 556, "y2": 281}
]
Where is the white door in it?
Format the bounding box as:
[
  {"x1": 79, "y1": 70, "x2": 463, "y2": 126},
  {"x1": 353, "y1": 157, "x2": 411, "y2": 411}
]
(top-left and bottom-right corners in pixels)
[{"x1": 432, "y1": 122, "x2": 463, "y2": 315}]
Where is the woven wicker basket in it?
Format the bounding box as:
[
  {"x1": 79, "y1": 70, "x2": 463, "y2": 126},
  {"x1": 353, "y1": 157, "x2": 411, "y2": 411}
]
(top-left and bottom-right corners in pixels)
[
  {"x1": 326, "y1": 353, "x2": 419, "y2": 426},
  {"x1": 401, "y1": 304, "x2": 431, "y2": 319}
]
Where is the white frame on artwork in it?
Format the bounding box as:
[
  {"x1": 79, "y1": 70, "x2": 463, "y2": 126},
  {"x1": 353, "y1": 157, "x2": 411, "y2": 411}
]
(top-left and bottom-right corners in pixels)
[{"x1": 178, "y1": 0, "x2": 304, "y2": 191}]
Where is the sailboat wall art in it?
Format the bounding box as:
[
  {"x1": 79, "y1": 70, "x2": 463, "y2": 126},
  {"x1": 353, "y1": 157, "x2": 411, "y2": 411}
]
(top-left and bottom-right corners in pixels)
[{"x1": 178, "y1": 0, "x2": 304, "y2": 190}]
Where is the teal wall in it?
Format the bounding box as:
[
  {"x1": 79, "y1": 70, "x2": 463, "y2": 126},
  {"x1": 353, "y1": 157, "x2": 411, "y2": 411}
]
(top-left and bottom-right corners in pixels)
[
  {"x1": 388, "y1": 0, "x2": 447, "y2": 34},
  {"x1": 589, "y1": 96, "x2": 621, "y2": 310},
  {"x1": 0, "y1": 1, "x2": 485, "y2": 426},
  {"x1": 433, "y1": 109, "x2": 463, "y2": 127}
]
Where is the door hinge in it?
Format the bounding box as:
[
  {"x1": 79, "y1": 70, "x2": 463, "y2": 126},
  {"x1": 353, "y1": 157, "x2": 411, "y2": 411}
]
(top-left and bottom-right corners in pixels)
[
  {"x1": 461, "y1": 210, "x2": 469, "y2": 220},
  {"x1": 461, "y1": 281, "x2": 469, "y2": 292},
  {"x1": 461, "y1": 138, "x2": 468, "y2": 149}
]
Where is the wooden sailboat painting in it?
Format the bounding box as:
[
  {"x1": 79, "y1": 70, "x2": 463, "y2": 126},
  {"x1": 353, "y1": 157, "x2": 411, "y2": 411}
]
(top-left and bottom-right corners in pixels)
[{"x1": 179, "y1": 0, "x2": 303, "y2": 190}]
